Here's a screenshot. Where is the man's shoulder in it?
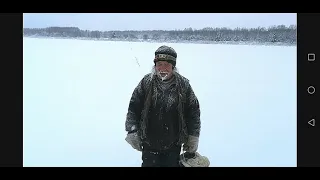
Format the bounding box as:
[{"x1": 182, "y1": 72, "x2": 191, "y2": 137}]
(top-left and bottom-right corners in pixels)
[
  {"x1": 138, "y1": 73, "x2": 154, "y2": 88},
  {"x1": 178, "y1": 73, "x2": 190, "y2": 83},
  {"x1": 141, "y1": 73, "x2": 154, "y2": 82},
  {"x1": 175, "y1": 73, "x2": 190, "y2": 86},
  {"x1": 142, "y1": 73, "x2": 152, "y2": 79}
]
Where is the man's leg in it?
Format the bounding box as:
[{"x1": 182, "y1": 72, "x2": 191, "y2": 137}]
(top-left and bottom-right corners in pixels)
[
  {"x1": 160, "y1": 145, "x2": 182, "y2": 167},
  {"x1": 141, "y1": 150, "x2": 162, "y2": 167},
  {"x1": 141, "y1": 142, "x2": 164, "y2": 167}
]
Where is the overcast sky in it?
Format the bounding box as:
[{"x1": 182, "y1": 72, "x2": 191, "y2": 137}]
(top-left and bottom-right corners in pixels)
[{"x1": 23, "y1": 13, "x2": 296, "y2": 31}]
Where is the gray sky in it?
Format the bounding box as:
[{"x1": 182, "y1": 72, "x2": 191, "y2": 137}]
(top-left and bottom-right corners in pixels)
[{"x1": 23, "y1": 13, "x2": 296, "y2": 31}]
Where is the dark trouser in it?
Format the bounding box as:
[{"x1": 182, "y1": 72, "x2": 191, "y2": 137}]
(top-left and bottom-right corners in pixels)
[{"x1": 141, "y1": 144, "x2": 182, "y2": 167}]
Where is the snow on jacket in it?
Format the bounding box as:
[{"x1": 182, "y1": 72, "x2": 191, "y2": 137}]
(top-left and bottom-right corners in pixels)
[{"x1": 125, "y1": 71, "x2": 201, "y2": 150}]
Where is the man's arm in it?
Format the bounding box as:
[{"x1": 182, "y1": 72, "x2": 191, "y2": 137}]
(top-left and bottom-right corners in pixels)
[
  {"x1": 125, "y1": 77, "x2": 146, "y2": 134},
  {"x1": 185, "y1": 83, "x2": 201, "y2": 137}
]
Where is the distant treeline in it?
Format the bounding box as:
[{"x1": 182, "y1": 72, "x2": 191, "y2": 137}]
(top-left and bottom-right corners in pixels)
[{"x1": 23, "y1": 25, "x2": 296, "y2": 45}]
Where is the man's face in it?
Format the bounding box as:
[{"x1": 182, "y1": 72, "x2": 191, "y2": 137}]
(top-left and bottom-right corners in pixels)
[{"x1": 155, "y1": 61, "x2": 173, "y2": 80}]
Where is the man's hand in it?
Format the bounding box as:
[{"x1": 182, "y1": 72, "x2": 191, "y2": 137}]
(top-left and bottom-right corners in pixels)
[
  {"x1": 125, "y1": 132, "x2": 142, "y2": 151},
  {"x1": 183, "y1": 135, "x2": 199, "y2": 153}
]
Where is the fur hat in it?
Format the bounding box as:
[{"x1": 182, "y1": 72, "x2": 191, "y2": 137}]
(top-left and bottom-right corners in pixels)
[{"x1": 154, "y1": 45, "x2": 177, "y2": 67}]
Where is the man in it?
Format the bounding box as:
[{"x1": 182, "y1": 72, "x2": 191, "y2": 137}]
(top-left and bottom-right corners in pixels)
[{"x1": 125, "y1": 45, "x2": 201, "y2": 167}]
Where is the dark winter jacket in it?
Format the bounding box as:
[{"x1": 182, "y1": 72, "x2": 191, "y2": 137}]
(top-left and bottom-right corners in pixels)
[{"x1": 125, "y1": 72, "x2": 201, "y2": 150}]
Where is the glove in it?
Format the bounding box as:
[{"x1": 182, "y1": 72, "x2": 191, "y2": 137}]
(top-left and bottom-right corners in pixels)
[
  {"x1": 125, "y1": 132, "x2": 142, "y2": 151},
  {"x1": 183, "y1": 135, "x2": 199, "y2": 153}
]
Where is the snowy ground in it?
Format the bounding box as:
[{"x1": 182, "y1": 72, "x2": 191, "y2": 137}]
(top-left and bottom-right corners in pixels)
[{"x1": 23, "y1": 37, "x2": 297, "y2": 167}]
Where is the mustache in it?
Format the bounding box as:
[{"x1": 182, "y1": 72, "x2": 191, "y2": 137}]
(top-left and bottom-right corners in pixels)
[{"x1": 150, "y1": 66, "x2": 179, "y2": 79}]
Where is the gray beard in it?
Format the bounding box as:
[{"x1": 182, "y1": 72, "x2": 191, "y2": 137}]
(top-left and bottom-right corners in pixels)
[
  {"x1": 156, "y1": 74, "x2": 175, "y2": 91},
  {"x1": 150, "y1": 66, "x2": 179, "y2": 80}
]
